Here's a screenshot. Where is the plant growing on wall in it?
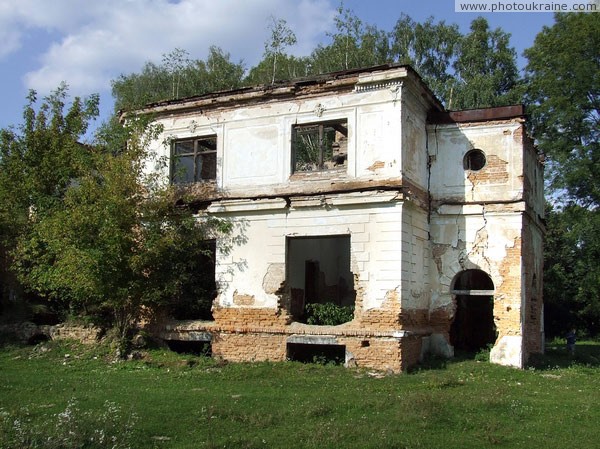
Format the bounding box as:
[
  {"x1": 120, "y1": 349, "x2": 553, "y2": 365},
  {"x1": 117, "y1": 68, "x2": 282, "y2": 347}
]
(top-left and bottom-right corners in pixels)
[{"x1": 305, "y1": 303, "x2": 354, "y2": 326}]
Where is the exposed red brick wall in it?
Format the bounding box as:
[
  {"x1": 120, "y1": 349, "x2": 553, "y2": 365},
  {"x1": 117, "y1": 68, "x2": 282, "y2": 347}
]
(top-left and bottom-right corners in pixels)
[
  {"x1": 212, "y1": 306, "x2": 291, "y2": 328},
  {"x1": 467, "y1": 154, "x2": 509, "y2": 185},
  {"x1": 494, "y1": 237, "x2": 523, "y2": 338},
  {"x1": 212, "y1": 332, "x2": 287, "y2": 362}
]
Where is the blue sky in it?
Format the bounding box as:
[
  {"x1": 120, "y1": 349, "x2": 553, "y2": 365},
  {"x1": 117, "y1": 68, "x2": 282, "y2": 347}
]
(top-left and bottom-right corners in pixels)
[{"x1": 0, "y1": 0, "x2": 558, "y2": 135}]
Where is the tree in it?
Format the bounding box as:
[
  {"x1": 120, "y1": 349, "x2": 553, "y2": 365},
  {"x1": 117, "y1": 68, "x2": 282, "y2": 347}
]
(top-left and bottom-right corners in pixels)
[
  {"x1": 245, "y1": 54, "x2": 311, "y2": 86},
  {"x1": 162, "y1": 48, "x2": 190, "y2": 100},
  {"x1": 196, "y1": 46, "x2": 245, "y2": 93},
  {"x1": 0, "y1": 85, "x2": 99, "y2": 319},
  {"x1": 524, "y1": 12, "x2": 600, "y2": 337},
  {"x1": 451, "y1": 17, "x2": 518, "y2": 109},
  {"x1": 310, "y1": 4, "x2": 389, "y2": 74},
  {"x1": 111, "y1": 61, "x2": 171, "y2": 113},
  {"x1": 263, "y1": 16, "x2": 297, "y2": 85},
  {"x1": 544, "y1": 205, "x2": 600, "y2": 337},
  {"x1": 390, "y1": 14, "x2": 461, "y2": 104},
  {"x1": 524, "y1": 12, "x2": 600, "y2": 207},
  {"x1": 112, "y1": 46, "x2": 245, "y2": 112},
  {"x1": 0, "y1": 88, "x2": 234, "y2": 346}
]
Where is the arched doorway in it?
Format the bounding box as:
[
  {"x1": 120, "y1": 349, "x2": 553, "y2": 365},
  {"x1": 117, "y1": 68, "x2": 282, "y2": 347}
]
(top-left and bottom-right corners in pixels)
[{"x1": 450, "y1": 269, "x2": 497, "y2": 353}]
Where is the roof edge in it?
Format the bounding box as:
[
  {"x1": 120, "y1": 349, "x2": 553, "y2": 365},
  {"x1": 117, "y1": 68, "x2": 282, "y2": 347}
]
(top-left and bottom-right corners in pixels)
[
  {"x1": 122, "y1": 63, "x2": 445, "y2": 120},
  {"x1": 427, "y1": 105, "x2": 525, "y2": 124}
]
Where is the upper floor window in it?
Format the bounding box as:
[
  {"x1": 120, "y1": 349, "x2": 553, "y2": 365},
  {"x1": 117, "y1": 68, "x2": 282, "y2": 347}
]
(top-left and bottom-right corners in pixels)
[
  {"x1": 292, "y1": 119, "x2": 348, "y2": 173},
  {"x1": 463, "y1": 149, "x2": 486, "y2": 171},
  {"x1": 172, "y1": 136, "x2": 217, "y2": 184}
]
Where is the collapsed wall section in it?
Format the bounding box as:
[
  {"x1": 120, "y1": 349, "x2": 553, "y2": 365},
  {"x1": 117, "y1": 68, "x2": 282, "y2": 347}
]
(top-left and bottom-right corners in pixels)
[
  {"x1": 190, "y1": 192, "x2": 430, "y2": 371},
  {"x1": 426, "y1": 114, "x2": 544, "y2": 367}
]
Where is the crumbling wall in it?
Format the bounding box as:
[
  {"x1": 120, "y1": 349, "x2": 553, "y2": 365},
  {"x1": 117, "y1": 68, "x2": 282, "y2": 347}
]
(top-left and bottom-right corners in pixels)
[
  {"x1": 0, "y1": 322, "x2": 101, "y2": 344},
  {"x1": 429, "y1": 209, "x2": 526, "y2": 366},
  {"x1": 428, "y1": 121, "x2": 526, "y2": 204},
  {"x1": 140, "y1": 67, "x2": 544, "y2": 372},
  {"x1": 521, "y1": 214, "x2": 545, "y2": 355},
  {"x1": 427, "y1": 118, "x2": 544, "y2": 368},
  {"x1": 211, "y1": 193, "x2": 413, "y2": 324},
  {"x1": 400, "y1": 202, "x2": 431, "y2": 327}
]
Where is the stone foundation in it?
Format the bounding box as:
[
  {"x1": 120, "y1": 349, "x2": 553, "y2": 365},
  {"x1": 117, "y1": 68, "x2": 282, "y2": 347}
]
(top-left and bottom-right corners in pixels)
[
  {"x1": 0, "y1": 322, "x2": 101, "y2": 344},
  {"x1": 155, "y1": 309, "x2": 428, "y2": 373}
]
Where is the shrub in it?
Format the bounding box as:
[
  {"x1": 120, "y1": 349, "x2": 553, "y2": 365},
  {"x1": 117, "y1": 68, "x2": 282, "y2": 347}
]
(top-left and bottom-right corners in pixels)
[{"x1": 305, "y1": 303, "x2": 354, "y2": 325}]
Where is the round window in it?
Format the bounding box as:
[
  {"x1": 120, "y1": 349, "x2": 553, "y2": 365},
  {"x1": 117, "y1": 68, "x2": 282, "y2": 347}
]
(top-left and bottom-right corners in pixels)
[{"x1": 463, "y1": 149, "x2": 486, "y2": 171}]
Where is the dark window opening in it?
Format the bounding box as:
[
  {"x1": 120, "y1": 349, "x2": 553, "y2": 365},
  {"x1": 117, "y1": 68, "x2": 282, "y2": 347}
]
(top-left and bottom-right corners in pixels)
[
  {"x1": 287, "y1": 343, "x2": 345, "y2": 365},
  {"x1": 450, "y1": 269, "x2": 497, "y2": 354},
  {"x1": 172, "y1": 136, "x2": 217, "y2": 184},
  {"x1": 169, "y1": 240, "x2": 216, "y2": 321},
  {"x1": 292, "y1": 120, "x2": 348, "y2": 172},
  {"x1": 286, "y1": 236, "x2": 355, "y2": 324},
  {"x1": 463, "y1": 149, "x2": 486, "y2": 171},
  {"x1": 166, "y1": 340, "x2": 212, "y2": 356}
]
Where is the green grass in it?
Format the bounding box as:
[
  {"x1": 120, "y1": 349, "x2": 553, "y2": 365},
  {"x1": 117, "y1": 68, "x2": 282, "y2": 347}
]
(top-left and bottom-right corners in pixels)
[{"x1": 1, "y1": 340, "x2": 599, "y2": 449}]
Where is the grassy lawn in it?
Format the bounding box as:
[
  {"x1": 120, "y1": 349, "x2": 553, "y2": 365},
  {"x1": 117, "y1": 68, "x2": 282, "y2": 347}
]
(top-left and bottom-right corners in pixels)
[{"x1": 1, "y1": 340, "x2": 599, "y2": 449}]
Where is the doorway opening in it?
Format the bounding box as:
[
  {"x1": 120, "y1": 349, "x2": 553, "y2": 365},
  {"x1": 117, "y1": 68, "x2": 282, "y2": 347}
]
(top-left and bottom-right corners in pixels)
[
  {"x1": 450, "y1": 269, "x2": 497, "y2": 353},
  {"x1": 286, "y1": 235, "x2": 355, "y2": 324}
]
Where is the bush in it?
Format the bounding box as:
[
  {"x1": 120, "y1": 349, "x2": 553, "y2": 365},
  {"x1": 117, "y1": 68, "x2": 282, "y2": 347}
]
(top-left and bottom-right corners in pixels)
[{"x1": 305, "y1": 303, "x2": 354, "y2": 326}]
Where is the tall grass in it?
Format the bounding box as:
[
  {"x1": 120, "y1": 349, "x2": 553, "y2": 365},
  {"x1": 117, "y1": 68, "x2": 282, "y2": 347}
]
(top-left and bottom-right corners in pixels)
[{"x1": 1, "y1": 340, "x2": 599, "y2": 448}]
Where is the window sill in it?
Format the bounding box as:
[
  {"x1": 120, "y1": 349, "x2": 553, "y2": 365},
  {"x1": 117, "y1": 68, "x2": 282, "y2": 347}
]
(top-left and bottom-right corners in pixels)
[{"x1": 289, "y1": 168, "x2": 348, "y2": 182}]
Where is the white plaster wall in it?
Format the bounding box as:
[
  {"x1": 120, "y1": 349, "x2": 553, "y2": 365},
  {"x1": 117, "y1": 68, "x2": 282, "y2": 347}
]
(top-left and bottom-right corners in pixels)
[
  {"x1": 523, "y1": 139, "x2": 545, "y2": 219},
  {"x1": 355, "y1": 103, "x2": 402, "y2": 178},
  {"x1": 427, "y1": 122, "x2": 525, "y2": 202},
  {"x1": 430, "y1": 210, "x2": 523, "y2": 301},
  {"x1": 401, "y1": 88, "x2": 429, "y2": 190},
  {"x1": 401, "y1": 204, "x2": 430, "y2": 310},
  {"x1": 429, "y1": 210, "x2": 525, "y2": 366},
  {"x1": 145, "y1": 75, "x2": 423, "y2": 193},
  {"x1": 224, "y1": 120, "x2": 284, "y2": 186},
  {"x1": 210, "y1": 198, "x2": 409, "y2": 312}
]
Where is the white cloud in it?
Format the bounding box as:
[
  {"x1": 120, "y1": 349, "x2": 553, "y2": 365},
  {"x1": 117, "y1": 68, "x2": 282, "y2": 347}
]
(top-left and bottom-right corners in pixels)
[{"x1": 5, "y1": 0, "x2": 335, "y2": 96}]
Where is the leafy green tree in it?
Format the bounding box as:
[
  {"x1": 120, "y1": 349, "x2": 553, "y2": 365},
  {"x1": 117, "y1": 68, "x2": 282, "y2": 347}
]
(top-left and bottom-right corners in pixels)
[
  {"x1": 197, "y1": 46, "x2": 246, "y2": 93},
  {"x1": 390, "y1": 14, "x2": 461, "y2": 104},
  {"x1": 245, "y1": 54, "x2": 311, "y2": 85},
  {"x1": 544, "y1": 205, "x2": 600, "y2": 337},
  {"x1": 310, "y1": 4, "x2": 389, "y2": 74},
  {"x1": 262, "y1": 16, "x2": 297, "y2": 85},
  {"x1": 162, "y1": 48, "x2": 190, "y2": 100},
  {"x1": 451, "y1": 17, "x2": 518, "y2": 109},
  {"x1": 111, "y1": 61, "x2": 170, "y2": 113},
  {"x1": 1, "y1": 88, "x2": 234, "y2": 344},
  {"x1": 112, "y1": 46, "x2": 244, "y2": 112},
  {"x1": 524, "y1": 12, "x2": 600, "y2": 207},
  {"x1": 0, "y1": 85, "x2": 99, "y2": 319},
  {"x1": 525, "y1": 12, "x2": 600, "y2": 337}
]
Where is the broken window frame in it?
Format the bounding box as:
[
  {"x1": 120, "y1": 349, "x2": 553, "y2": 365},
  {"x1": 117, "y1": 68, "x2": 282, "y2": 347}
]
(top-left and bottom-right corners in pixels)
[
  {"x1": 171, "y1": 136, "x2": 217, "y2": 184},
  {"x1": 463, "y1": 149, "x2": 487, "y2": 171},
  {"x1": 291, "y1": 119, "x2": 348, "y2": 173}
]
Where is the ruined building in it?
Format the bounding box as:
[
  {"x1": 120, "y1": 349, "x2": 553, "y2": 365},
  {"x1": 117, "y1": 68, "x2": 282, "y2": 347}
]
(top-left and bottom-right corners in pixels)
[{"x1": 139, "y1": 64, "x2": 545, "y2": 371}]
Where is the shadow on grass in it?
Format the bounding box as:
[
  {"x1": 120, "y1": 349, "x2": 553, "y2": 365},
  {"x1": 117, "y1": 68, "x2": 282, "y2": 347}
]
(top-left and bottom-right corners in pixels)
[
  {"x1": 411, "y1": 343, "x2": 600, "y2": 373},
  {"x1": 409, "y1": 347, "x2": 490, "y2": 373},
  {"x1": 528, "y1": 343, "x2": 600, "y2": 370}
]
